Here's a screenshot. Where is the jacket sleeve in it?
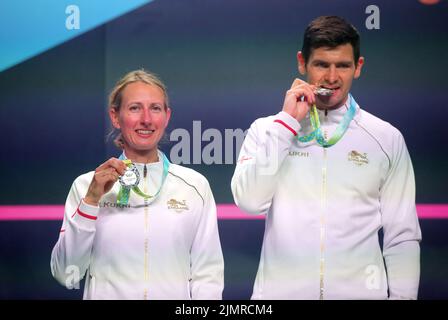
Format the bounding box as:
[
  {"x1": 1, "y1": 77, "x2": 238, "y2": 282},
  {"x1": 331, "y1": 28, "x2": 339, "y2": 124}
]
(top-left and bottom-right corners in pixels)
[
  {"x1": 231, "y1": 111, "x2": 300, "y2": 214},
  {"x1": 380, "y1": 129, "x2": 422, "y2": 299},
  {"x1": 50, "y1": 178, "x2": 99, "y2": 288},
  {"x1": 189, "y1": 179, "x2": 224, "y2": 300}
]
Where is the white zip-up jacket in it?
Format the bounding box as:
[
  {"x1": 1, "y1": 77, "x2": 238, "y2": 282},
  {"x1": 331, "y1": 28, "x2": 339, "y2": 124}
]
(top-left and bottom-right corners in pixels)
[
  {"x1": 51, "y1": 152, "x2": 224, "y2": 299},
  {"x1": 231, "y1": 96, "x2": 421, "y2": 300}
]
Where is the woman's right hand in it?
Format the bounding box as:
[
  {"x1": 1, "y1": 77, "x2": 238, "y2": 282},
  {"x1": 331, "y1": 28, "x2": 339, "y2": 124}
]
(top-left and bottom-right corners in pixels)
[
  {"x1": 282, "y1": 78, "x2": 316, "y2": 122},
  {"x1": 84, "y1": 158, "x2": 127, "y2": 206}
]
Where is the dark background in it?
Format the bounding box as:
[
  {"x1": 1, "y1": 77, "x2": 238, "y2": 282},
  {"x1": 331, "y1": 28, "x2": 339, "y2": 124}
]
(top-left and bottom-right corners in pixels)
[{"x1": 1, "y1": 0, "x2": 447, "y2": 299}]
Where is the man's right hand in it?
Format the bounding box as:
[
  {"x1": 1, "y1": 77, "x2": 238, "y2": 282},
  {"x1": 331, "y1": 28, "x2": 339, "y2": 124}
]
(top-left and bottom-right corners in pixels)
[
  {"x1": 84, "y1": 158, "x2": 127, "y2": 206},
  {"x1": 282, "y1": 78, "x2": 316, "y2": 122}
]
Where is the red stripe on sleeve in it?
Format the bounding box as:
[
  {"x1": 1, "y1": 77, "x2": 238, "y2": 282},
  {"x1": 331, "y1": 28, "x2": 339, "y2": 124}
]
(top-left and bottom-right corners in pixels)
[
  {"x1": 77, "y1": 208, "x2": 97, "y2": 220},
  {"x1": 274, "y1": 119, "x2": 297, "y2": 136}
]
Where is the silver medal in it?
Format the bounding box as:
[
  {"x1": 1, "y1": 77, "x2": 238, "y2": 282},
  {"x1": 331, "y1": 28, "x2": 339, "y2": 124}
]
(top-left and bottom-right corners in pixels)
[
  {"x1": 119, "y1": 164, "x2": 140, "y2": 188},
  {"x1": 314, "y1": 87, "x2": 334, "y2": 96}
]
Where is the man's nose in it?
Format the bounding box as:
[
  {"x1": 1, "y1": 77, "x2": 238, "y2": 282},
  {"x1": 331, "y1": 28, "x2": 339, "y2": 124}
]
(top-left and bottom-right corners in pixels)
[{"x1": 325, "y1": 65, "x2": 338, "y2": 84}]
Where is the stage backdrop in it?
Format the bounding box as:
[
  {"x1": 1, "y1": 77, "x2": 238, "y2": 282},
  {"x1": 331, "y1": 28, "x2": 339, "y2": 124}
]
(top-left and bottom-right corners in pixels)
[{"x1": 0, "y1": 0, "x2": 447, "y2": 299}]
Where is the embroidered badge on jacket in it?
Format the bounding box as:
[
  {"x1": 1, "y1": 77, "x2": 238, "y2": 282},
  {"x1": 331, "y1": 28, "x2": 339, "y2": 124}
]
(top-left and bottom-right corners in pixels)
[
  {"x1": 167, "y1": 199, "x2": 189, "y2": 212},
  {"x1": 348, "y1": 150, "x2": 369, "y2": 166}
]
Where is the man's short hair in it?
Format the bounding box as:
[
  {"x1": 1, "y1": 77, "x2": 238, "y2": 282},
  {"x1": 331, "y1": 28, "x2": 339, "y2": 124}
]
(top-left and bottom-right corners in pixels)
[{"x1": 301, "y1": 16, "x2": 361, "y2": 66}]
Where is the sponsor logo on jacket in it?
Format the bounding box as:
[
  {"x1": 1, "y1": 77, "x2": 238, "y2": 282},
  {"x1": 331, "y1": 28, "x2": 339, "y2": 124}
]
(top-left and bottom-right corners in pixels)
[
  {"x1": 288, "y1": 151, "x2": 310, "y2": 157},
  {"x1": 167, "y1": 199, "x2": 189, "y2": 212},
  {"x1": 348, "y1": 150, "x2": 369, "y2": 166},
  {"x1": 100, "y1": 201, "x2": 131, "y2": 209}
]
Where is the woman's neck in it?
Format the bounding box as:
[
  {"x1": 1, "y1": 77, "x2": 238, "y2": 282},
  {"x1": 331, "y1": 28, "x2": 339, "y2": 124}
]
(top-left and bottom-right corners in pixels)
[{"x1": 123, "y1": 148, "x2": 159, "y2": 164}]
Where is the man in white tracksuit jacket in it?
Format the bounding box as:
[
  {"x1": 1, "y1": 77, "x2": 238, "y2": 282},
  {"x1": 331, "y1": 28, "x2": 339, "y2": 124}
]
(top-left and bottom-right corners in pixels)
[{"x1": 231, "y1": 16, "x2": 421, "y2": 300}]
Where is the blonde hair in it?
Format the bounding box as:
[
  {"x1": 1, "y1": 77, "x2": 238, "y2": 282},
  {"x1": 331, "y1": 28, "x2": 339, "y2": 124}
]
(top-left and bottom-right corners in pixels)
[{"x1": 108, "y1": 69, "x2": 170, "y2": 149}]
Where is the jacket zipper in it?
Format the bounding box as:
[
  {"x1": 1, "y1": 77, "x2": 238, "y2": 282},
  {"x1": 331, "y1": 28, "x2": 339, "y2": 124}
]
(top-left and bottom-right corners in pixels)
[
  {"x1": 143, "y1": 164, "x2": 149, "y2": 300},
  {"x1": 319, "y1": 113, "x2": 328, "y2": 300}
]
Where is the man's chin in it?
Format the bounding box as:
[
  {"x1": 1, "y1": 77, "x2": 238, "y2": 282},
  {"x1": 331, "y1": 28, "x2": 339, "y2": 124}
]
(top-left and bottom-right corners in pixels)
[
  {"x1": 316, "y1": 95, "x2": 346, "y2": 110},
  {"x1": 317, "y1": 100, "x2": 338, "y2": 110}
]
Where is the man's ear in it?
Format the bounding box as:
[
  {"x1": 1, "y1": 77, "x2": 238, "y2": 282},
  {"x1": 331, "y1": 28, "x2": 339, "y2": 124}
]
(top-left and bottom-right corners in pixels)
[
  {"x1": 354, "y1": 56, "x2": 364, "y2": 79},
  {"x1": 297, "y1": 51, "x2": 307, "y2": 75}
]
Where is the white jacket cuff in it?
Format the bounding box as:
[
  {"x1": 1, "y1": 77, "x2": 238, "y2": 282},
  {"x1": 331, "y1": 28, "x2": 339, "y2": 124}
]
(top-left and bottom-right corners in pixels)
[
  {"x1": 70, "y1": 199, "x2": 99, "y2": 231},
  {"x1": 273, "y1": 111, "x2": 301, "y2": 136}
]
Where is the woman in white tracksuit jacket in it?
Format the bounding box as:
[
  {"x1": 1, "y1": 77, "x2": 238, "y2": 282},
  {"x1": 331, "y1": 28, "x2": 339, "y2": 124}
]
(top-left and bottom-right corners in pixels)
[
  {"x1": 51, "y1": 70, "x2": 224, "y2": 300},
  {"x1": 231, "y1": 16, "x2": 421, "y2": 300}
]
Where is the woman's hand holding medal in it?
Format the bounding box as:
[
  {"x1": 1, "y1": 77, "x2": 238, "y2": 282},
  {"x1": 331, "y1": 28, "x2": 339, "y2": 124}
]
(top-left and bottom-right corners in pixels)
[{"x1": 84, "y1": 158, "x2": 127, "y2": 206}]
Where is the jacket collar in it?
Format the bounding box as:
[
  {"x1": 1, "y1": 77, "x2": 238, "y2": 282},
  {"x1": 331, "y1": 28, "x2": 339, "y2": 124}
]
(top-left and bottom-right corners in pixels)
[{"x1": 299, "y1": 94, "x2": 360, "y2": 131}]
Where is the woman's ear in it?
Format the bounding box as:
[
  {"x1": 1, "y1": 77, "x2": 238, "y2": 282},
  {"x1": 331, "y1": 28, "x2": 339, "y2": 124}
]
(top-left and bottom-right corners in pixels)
[
  {"x1": 164, "y1": 107, "x2": 172, "y2": 128},
  {"x1": 109, "y1": 107, "x2": 121, "y2": 129}
]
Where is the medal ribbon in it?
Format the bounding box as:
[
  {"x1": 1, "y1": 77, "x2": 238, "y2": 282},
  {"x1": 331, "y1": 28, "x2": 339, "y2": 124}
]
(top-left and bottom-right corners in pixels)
[
  {"x1": 117, "y1": 152, "x2": 170, "y2": 205},
  {"x1": 116, "y1": 159, "x2": 132, "y2": 205},
  {"x1": 297, "y1": 93, "x2": 357, "y2": 148}
]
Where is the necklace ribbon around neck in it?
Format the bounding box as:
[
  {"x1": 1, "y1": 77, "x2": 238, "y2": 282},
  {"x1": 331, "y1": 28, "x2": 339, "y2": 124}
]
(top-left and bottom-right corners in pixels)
[
  {"x1": 296, "y1": 93, "x2": 357, "y2": 148},
  {"x1": 116, "y1": 152, "x2": 170, "y2": 205}
]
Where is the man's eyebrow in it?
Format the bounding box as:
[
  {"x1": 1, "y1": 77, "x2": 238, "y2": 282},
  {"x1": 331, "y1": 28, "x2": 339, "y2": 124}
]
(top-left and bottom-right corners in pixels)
[
  {"x1": 311, "y1": 59, "x2": 353, "y2": 65},
  {"x1": 336, "y1": 61, "x2": 354, "y2": 65},
  {"x1": 311, "y1": 59, "x2": 328, "y2": 64}
]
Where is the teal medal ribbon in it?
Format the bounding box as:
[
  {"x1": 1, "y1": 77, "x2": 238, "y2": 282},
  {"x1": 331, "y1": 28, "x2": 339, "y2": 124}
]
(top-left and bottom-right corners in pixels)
[
  {"x1": 296, "y1": 93, "x2": 356, "y2": 148},
  {"x1": 116, "y1": 152, "x2": 170, "y2": 205}
]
